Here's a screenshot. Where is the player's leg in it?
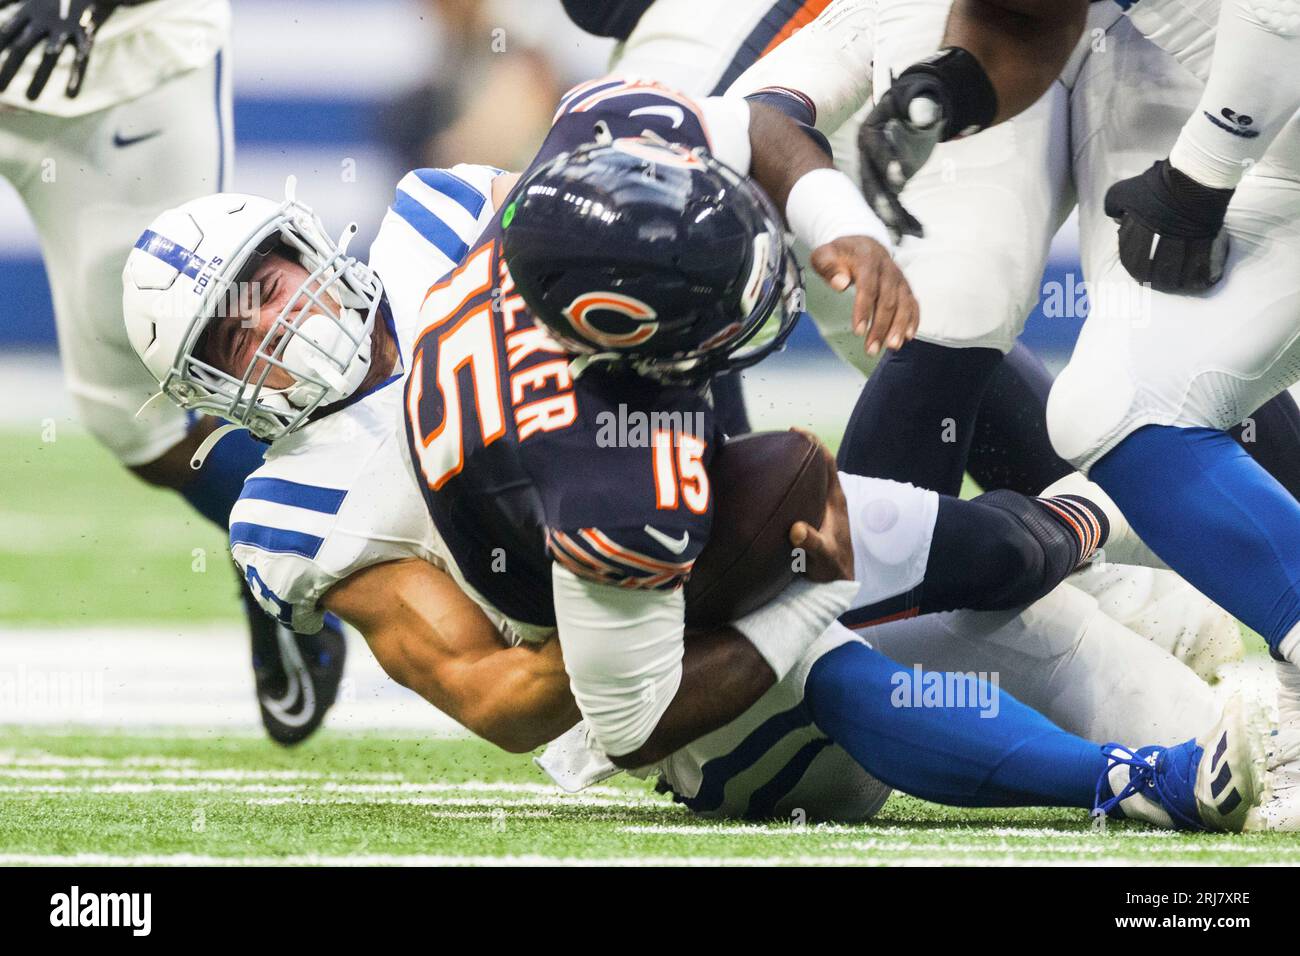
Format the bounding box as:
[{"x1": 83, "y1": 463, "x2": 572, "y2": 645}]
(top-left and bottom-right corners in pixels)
[
  {"x1": 1066, "y1": 563, "x2": 1244, "y2": 683},
  {"x1": 635, "y1": 616, "x2": 1259, "y2": 827},
  {"x1": 1052, "y1": 36, "x2": 1300, "y2": 823},
  {"x1": 835, "y1": 470, "x2": 1126, "y2": 632},
  {"x1": 1231, "y1": 391, "x2": 1300, "y2": 502},
  {"x1": 868, "y1": 582, "x2": 1220, "y2": 746},
  {"x1": 15, "y1": 53, "x2": 246, "y2": 508},
  {"x1": 801, "y1": 623, "x2": 1264, "y2": 828},
  {"x1": 831, "y1": 98, "x2": 1067, "y2": 492},
  {"x1": 831, "y1": 0, "x2": 1074, "y2": 494},
  {"x1": 967, "y1": 343, "x2": 1074, "y2": 495}
]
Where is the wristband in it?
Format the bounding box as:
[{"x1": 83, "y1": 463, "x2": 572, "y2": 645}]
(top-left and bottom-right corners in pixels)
[
  {"x1": 785, "y1": 167, "x2": 892, "y2": 251},
  {"x1": 733, "y1": 578, "x2": 860, "y2": 680}
]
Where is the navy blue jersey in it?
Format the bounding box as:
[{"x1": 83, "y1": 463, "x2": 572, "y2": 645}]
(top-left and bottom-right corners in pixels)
[
  {"x1": 404, "y1": 81, "x2": 733, "y2": 627},
  {"x1": 561, "y1": 0, "x2": 654, "y2": 39}
]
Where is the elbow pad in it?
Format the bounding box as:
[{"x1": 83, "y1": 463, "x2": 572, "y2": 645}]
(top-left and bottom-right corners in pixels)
[{"x1": 552, "y1": 564, "x2": 685, "y2": 759}]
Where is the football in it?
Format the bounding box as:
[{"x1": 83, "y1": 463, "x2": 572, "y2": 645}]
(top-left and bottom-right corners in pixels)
[{"x1": 685, "y1": 429, "x2": 830, "y2": 626}]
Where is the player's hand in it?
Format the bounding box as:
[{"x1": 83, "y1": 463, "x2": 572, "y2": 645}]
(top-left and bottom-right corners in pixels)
[
  {"x1": 0, "y1": 0, "x2": 136, "y2": 101},
  {"x1": 856, "y1": 77, "x2": 947, "y2": 242},
  {"x1": 789, "y1": 431, "x2": 854, "y2": 584},
  {"x1": 811, "y1": 235, "x2": 919, "y2": 358},
  {"x1": 1105, "y1": 159, "x2": 1234, "y2": 294}
]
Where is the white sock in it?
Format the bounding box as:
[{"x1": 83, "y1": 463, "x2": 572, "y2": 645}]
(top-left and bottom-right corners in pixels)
[
  {"x1": 1040, "y1": 473, "x2": 1168, "y2": 571},
  {"x1": 1279, "y1": 621, "x2": 1300, "y2": 666},
  {"x1": 1274, "y1": 657, "x2": 1300, "y2": 767}
]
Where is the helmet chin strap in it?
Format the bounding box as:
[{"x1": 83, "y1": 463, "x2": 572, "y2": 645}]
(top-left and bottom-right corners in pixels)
[{"x1": 190, "y1": 422, "x2": 245, "y2": 470}]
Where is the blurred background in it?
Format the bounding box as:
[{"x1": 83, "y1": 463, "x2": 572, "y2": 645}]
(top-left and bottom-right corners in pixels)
[
  {"x1": 0, "y1": 0, "x2": 1087, "y2": 371},
  {"x1": 0, "y1": 0, "x2": 1088, "y2": 724}
]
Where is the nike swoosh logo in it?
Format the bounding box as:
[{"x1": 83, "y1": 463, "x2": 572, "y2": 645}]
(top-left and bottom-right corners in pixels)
[
  {"x1": 644, "y1": 524, "x2": 690, "y2": 555},
  {"x1": 630, "y1": 105, "x2": 685, "y2": 128},
  {"x1": 112, "y1": 129, "x2": 163, "y2": 148}
]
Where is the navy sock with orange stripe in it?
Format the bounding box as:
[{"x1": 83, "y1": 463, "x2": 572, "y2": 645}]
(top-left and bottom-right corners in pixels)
[{"x1": 1034, "y1": 493, "x2": 1109, "y2": 569}]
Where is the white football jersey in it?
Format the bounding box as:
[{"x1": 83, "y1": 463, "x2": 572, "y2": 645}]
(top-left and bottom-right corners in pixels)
[
  {"x1": 0, "y1": 0, "x2": 231, "y2": 117},
  {"x1": 1123, "y1": 0, "x2": 1221, "y2": 82},
  {"x1": 1124, "y1": 0, "x2": 1300, "y2": 177},
  {"x1": 230, "y1": 164, "x2": 527, "y2": 637}
]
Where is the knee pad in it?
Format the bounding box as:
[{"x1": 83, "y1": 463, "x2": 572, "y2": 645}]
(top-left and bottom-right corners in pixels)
[
  {"x1": 899, "y1": 234, "x2": 1036, "y2": 351},
  {"x1": 1242, "y1": 0, "x2": 1300, "y2": 36},
  {"x1": 970, "y1": 490, "x2": 1079, "y2": 609},
  {"x1": 1046, "y1": 360, "x2": 1141, "y2": 473}
]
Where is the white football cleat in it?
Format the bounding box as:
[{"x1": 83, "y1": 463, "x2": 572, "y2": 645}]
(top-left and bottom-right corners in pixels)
[{"x1": 1246, "y1": 659, "x2": 1300, "y2": 831}]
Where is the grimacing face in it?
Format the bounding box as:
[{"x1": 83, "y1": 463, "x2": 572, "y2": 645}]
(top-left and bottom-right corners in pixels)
[{"x1": 197, "y1": 248, "x2": 316, "y2": 390}]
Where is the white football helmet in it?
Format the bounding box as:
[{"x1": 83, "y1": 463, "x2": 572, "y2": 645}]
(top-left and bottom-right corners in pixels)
[{"x1": 123, "y1": 179, "x2": 384, "y2": 442}]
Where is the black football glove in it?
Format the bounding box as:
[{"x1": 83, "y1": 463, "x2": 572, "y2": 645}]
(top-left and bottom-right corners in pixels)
[
  {"x1": 856, "y1": 71, "x2": 948, "y2": 242},
  {"x1": 0, "y1": 0, "x2": 143, "y2": 101},
  {"x1": 1104, "y1": 159, "x2": 1235, "y2": 294}
]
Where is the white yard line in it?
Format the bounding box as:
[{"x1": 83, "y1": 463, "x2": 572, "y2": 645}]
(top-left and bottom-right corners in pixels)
[
  {"x1": 0, "y1": 773, "x2": 636, "y2": 796},
  {"x1": 0, "y1": 626, "x2": 471, "y2": 733},
  {"x1": 242, "y1": 795, "x2": 667, "y2": 808},
  {"x1": 620, "y1": 824, "x2": 1180, "y2": 839},
  {"x1": 0, "y1": 768, "x2": 401, "y2": 781},
  {"x1": 0, "y1": 782, "x2": 660, "y2": 800},
  {"x1": 0, "y1": 753, "x2": 200, "y2": 767},
  {"x1": 0, "y1": 852, "x2": 1245, "y2": 867}
]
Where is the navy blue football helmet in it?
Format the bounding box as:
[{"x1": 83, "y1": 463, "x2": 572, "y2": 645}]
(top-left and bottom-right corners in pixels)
[{"x1": 501, "y1": 136, "x2": 803, "y2": 383}]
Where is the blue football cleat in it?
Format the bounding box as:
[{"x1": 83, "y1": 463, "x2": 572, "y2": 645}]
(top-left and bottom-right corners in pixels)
[{"x1": 1094, "y1": 694, "x2": 1267, "y2": 832}]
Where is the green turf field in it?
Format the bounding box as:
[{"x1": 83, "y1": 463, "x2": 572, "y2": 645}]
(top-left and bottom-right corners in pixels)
[
  {"x1": 0, "y1": 427, "x2": 239, "y2": 626},
  {"x1": 0, "y1": 425, "x2": 1282, "y2": 866},
  {"x1": 0, "y1": 728, "x2": 1296, "y2": 866}
]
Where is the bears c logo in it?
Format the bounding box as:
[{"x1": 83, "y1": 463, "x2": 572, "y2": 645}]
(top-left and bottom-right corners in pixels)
[{"x1": 564, "y1": 292, "x2": 659, "y2": 348}]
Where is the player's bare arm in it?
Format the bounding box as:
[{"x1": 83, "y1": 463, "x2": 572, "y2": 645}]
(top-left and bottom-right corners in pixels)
[
  {"x1": 943, "y1": 0, "x2": 1090, "y2": 124},
  {"x1": 321, "y1": 559, "x2": 579, "y2": 754},
  {"x1": 858, "y1": 0, "x2": 1088, "y2": 237},
  {"x1": 317, "y1": 560, "x2": 776, "y2": 761},
  {"x1": 748, "y1": 101, "x2": 919, "y2": 356}
]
